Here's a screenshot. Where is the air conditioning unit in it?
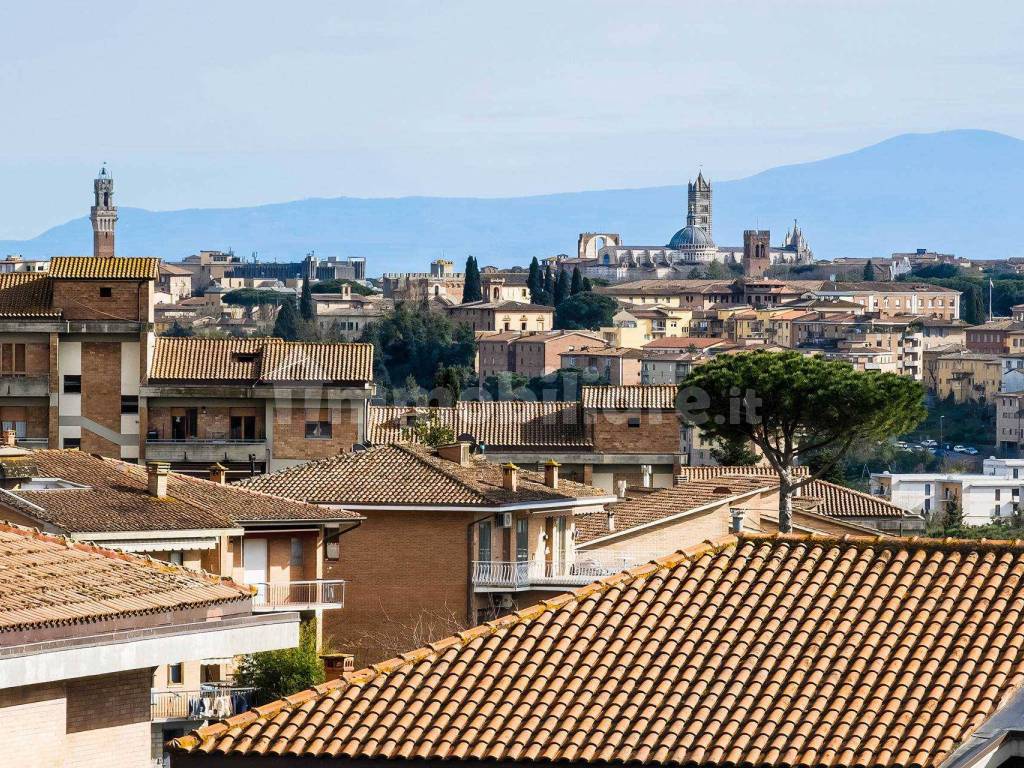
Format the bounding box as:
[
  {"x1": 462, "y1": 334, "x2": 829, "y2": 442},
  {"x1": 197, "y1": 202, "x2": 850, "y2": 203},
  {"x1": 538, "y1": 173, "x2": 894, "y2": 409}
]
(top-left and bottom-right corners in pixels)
[{"x1": 496, "y1": 512, "x2": 513, "y2": 528}]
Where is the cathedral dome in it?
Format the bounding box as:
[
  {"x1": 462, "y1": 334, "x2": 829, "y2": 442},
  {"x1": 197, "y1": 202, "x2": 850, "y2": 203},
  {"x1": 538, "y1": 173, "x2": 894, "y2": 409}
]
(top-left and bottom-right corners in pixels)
[{"x1": 668, "y1": 225, "x2": 714, "y2": 249}]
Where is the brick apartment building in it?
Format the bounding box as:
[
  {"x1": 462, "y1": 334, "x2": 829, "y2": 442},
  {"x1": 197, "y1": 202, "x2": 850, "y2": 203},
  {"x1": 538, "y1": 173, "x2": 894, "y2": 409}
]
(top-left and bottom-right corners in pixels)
[
  {"x1": 368, "y1": 386, "x2": 686, "y2": 492},
  {"x1": 0, "y1": 439, "x2": 361, "y2": 757},
  {"x1": 0, "y1": 521, "x2": 295, "y2": 767},
  {"x1": 237, "y1": 442, "x2": 616, "y2": 662},
  {"x1": 476, "y1": 329, "x2": 603, "y2": 380}
]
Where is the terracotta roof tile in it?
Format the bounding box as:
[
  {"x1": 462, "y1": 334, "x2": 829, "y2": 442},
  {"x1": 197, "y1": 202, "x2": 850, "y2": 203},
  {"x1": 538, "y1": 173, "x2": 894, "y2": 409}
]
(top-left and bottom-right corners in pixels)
[
  {"x1": 0, "y1": 273, "x2": 57, "y2": 318},
  {"x1": 368, "y1": 402, "x2": 591, "y2": 450},
  {"x1": 236, "y1": 443, "x2": 609, "y2": 506},
  {"x1": 49, "y1": 256, "x2": 159, "y2": 280},
  {"x1": 173, "y1": 533, "x2": 1024, "y2": 768},
  {"x1": 581, "y1": 384, "x2": 678, "y2": 410},
  {"x1": 0, "y1": 450, "x2": 360, "y2": 533},
  {"x1": 0, "y1": 521, "x2": 250, "y2": 634},
  {"x1": 149, "y1": 337, "x2": 373, "y2": 383},
  {"x1": 675, "y1": 465, "x2": 810, "y2": 482}
]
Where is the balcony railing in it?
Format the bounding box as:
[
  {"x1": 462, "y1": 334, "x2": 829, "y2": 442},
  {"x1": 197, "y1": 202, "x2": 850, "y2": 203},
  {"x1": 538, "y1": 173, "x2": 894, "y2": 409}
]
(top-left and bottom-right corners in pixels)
[
  {"x1": 251, "y1": 579, "x2": 346, "y2": 612},
  {"x1": 144, "y1": 437, "x2": 267, "y2": 463},
  {"x1": 151, "y1": 685, "x2": 256, "y2": 722},
  {"x1": 472, "y1": 557, "x2": 644, "y2": 589}
]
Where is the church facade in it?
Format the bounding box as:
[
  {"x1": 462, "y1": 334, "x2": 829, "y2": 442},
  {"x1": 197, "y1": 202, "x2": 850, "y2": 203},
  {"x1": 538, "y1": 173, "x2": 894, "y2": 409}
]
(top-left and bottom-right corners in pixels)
[{"x1": 578, "y1": 172, "x2": 814, "y2": 281}]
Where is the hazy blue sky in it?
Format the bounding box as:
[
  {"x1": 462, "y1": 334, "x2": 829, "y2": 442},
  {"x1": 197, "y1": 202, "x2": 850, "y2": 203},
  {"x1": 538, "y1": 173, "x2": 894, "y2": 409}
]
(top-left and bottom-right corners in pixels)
[{"x1": 2, "y1": 0, "x2": 1022, "y2": 239}]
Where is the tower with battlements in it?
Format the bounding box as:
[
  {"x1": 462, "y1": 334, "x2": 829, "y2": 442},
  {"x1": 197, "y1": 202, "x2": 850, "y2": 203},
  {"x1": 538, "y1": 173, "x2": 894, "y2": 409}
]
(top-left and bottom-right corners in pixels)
[{"x1": 90, "y1": 164, "x2": 117, "y2": 258}]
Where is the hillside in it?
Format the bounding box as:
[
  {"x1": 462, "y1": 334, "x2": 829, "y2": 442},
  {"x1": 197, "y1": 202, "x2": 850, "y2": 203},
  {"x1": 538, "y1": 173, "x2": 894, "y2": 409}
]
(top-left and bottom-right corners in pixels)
[{"x1": 1, "y1": 130, "x2": 1022, "y2": 272}]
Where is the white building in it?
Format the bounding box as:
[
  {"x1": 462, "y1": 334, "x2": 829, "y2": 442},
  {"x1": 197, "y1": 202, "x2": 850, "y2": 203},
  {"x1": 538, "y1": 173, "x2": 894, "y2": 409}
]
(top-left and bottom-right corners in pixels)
[{"x1": 871, "y1": 465, "x2": 1024, "y2": 526}]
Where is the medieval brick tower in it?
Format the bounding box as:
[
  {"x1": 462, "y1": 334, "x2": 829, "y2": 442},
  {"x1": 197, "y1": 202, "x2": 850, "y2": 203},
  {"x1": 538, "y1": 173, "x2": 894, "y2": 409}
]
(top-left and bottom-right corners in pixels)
[
  {"x1": 90, "y1": 164, "x2": 117, "y2": 258},
  {"x1": 743, "y1": 229, "x2": 771, "y2": 278},
  {"x1": 687, "y1": 171, "x2": 712, "y2": 237}
]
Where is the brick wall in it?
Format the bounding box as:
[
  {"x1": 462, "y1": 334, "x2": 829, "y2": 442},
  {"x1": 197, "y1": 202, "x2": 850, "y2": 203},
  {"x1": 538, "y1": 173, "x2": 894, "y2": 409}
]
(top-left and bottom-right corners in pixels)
[
  {"x1": 24, "y1": 341, "x2": 49, "y2": 375},
  {"x1": 1, "y1": 669, "x2": 152, "y2": 768},
  {"x1": 81, "y1": 341, "x2": 122, "y2": 456},
  {"x1": 589, "y1": 409, "x2": 681, "y2": 454},
  {"x1": 322, "y1": 508, "x2": 472, "y2": 665},
  {"x1": 51, "y1": 281, "x2": 145, "y2": 322},
  {"x1": 272, "y1": 402, "x2": 361, "y2": 460},
  {"x1": 147, "y1": 404, "x2": 264, "y2": 441}
]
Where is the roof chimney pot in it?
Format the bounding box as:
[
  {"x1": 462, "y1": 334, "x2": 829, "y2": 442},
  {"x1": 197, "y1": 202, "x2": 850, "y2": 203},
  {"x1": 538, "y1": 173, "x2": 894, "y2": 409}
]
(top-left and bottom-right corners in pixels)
[
  {"x1": 147, "y1": 461, "x2": 170, "y2": 498},
  {"x1": 502, "y1": 463, "x2": 519, "y2": 492},
  {"x1": 208, "y1": 462, "x2": 227, "y2": 485},
  {"x1": 544, "y1": 459, "x2": 560, "y2": 489}
]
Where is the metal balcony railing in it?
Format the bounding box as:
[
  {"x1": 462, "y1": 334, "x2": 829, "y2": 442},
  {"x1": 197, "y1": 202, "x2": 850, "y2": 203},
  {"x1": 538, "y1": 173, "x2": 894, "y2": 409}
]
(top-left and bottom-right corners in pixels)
[
  {"x1": 472, "y1": 557, "x2": 645, "y2": 589},
  {"x1": 151, "y1": 685, "x2": 256, "y2": 721},
  {"x1": 250, "y1": 579, "x2": 346, "y2": 612}
]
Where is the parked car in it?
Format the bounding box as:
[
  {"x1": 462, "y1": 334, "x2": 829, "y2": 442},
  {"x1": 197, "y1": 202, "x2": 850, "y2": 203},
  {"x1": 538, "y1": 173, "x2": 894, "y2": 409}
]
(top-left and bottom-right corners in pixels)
[
  {"x1": 966, "y1": 447, "x2": 979, "y2": 455},
  {"x1": 953, "y1": 445, "x2": 968, "y2": 453},
  {"x1": 922, "y1": 439, "x2": 938, "y2": 447}
]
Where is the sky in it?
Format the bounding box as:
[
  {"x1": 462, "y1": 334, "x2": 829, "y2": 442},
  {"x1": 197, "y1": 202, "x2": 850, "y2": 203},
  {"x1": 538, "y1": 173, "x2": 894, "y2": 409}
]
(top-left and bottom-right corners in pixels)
[{"x1": 1, "y1": 0, "x2": 1023, "y2": 240}]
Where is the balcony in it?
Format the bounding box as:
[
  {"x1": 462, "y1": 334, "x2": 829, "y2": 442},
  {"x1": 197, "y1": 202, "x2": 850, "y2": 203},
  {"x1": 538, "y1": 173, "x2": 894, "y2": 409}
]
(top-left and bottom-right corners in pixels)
[
  {"x1": 151, "y1": 684, "x2": 256, "y2": 722},
  {"x1": 473, "y1": 557, "x2": 643, "y2": 591},
  {"x1": 0, "y1": 375, "x2": 48, "y2": 397},
  {"x1": 251, "y1": 579, "x2": 346, "y2": 612},
  {"x1": 145, "y1": 437, "x2": 266, "y2": 464}
]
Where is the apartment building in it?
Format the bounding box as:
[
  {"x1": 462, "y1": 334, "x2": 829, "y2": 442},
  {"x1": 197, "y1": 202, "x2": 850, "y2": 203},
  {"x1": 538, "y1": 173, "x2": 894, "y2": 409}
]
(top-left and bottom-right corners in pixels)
[
  {"x1": 600, "y1": 306, "x2": 694, "y2": 345},
  {"x1": 931, "y1": 350, "x2": 1003, "y2": 402},
  {"x1": 997, "y1": 392, "x2": 1024, "y2": 451},
  {"x1": 871, "y1": 468, "x2": 1024, "y2": 526},
  {"x1": 559, "y1": 345, "x2": 643, "y2": 385},
  {"x1": 814, "y1": 281, "x2": 961, "y2": 320},
  {"x1": 0, "y1": 520, "x2": 296, "y2": 767},
  {"x1": 966, "y1": 319, "x2": 1024, "y2": 354},
  {"x1": 236, "y1": 442, "x2": 616, "y2": 661},
  {"x1": 0, "y1": 440, "x2": 360, "y2": 755},
  {"x1": 476, "y1": 330, "x2": 602, "y2": 380},
  {"x1": 446, "y1": 300, "x2": 553, "y2": 332}
]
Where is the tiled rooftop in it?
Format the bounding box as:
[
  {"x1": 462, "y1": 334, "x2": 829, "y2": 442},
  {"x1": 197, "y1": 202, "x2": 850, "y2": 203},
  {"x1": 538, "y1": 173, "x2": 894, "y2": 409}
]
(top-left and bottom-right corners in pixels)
[
  {"x1": 172, "y1": 533, "x2": 1024, "y2": 768},
  {"x1": 0, "y1": 521, "x2": 249, "y2": 635},
  {"x1": 0, "y1": 450, "x2": 360, "y2": 533},
  {"x1": 0, "y1": 273, "x2": 57, "y2": 318},
  {"x1": 368, "y1": 401, "x2": 591, "y2": 450},
  {"x1": 149, "y1": 337, "x2": 373, "y2": 383},
  {"x1": 581, "y1": 384, "x2": 678, "y2": 410},
  {"x1": 236, "y1": 443, "x2": 610, "y2": 506},
  {"x1": 49, "y1": 256, "x2": 160, "y2": 280}
]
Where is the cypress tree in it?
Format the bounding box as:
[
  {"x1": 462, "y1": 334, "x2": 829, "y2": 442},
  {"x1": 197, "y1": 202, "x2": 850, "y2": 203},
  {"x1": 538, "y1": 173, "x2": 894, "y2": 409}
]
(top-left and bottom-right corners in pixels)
[
  {"x1": 299, "y1": 279, "x2": 315, "y2": 321},
  {"x1": 570, "y1": 266, "x2": 584, "y2": 295},
  {"x1": 554, "y1": 270, "x2": 571, "y2": 305},
  {"x1": 582, "y1": 276, "x2": 593, "y2": 292},
  {"x1": 462, "y1": 256, "x2": 482, "y2": 303},
  {"x1": 528, "y1": 257, "x2": 543, "y2": 303},
  {"x1": 273, "y1": 297, "x2": 301, "y2": 341},
  {"x1": 543, "y1": 264, "x2": 554, "y2": 303},
  {"x1": 863, "y1": 260, "x2": 877, "y2": 281}
]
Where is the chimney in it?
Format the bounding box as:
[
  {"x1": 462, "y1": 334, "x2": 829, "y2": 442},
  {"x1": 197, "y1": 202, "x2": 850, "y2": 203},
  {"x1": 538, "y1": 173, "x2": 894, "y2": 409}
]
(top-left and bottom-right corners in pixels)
[
  {"x1": 544, "y1": 459, "x2": 560, "y2": 489},
  {"x1": 641, "y1": 464, "x2": 652, "y2": 488},
  {"x1": 147, "y1": 461, "x2": 170, "y2": 498},
  {"x1": 502, "y1": 463, "x2": 519, "y2": 492},
  {"x1": 607, "y1": 507, "x2": 616, "y2": 532},
  {"x1": 616, "y1": 479, "x2": 628, "y2": 499},
  {"x1": 730, "y1": 506, "x2": 745, "y2": 533},
  {"x1": 1, "y1": 430, "x2": 15, "y2": 448},
  {"x1": 437, "y1": 442, "x2": 471, "y2": 466},
  {"x1": 208, "y1": 462, "x2": 227, "y2": 485}
]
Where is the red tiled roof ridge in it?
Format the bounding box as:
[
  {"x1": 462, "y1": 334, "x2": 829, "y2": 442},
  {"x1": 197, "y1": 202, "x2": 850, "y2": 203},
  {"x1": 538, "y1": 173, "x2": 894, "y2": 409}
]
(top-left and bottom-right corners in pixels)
[
  {"x1": 0, "y1": 519, "x2": 253, "y2": 595},
  {"x1": 170, "y1": 536, "x2": 740, "y2": 753}
]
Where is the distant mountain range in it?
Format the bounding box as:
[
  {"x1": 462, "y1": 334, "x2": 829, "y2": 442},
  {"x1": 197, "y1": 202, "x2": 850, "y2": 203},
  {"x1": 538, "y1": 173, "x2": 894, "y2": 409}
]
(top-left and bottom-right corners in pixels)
[{"x1": 1, "y1": 129, "x2": 1022, "y2": 273}]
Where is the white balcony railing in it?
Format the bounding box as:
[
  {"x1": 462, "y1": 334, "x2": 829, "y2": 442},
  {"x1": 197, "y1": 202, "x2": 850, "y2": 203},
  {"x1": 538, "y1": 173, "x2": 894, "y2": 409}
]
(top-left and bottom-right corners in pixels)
[
  {"x1": 151, "y1": 685, "x2": 256, "y2": 721},
  {"x1": 250, "y1": 579, "x2": 346, "y2": 612},
  {"x1": 472, "y1": 556, "x2": 644, "y2": 589}
]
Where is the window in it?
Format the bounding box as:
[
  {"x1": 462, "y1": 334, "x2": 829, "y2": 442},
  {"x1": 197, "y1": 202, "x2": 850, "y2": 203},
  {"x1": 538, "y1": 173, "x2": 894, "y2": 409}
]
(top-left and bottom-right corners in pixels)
[
  {"x1": 516, "y1": 517, "x2": 529, "y2": 563},
  {"x1": 0, "y1": 343, "x2": 26, "y2": 376},
  {"x1": 478, "y1": 520, "x2": 492, "y2": 562},
  {"x1": 924, "y1": 498, "x2": 931, "y2": 513},
  {"x1": 925, "y1": 483, "x2": 931, "y2": 495},
  {"x1": 63, "y1": 374, "x2": 82, "y2": 393},
  {"x1": 232, "y1": 352, "x2": 258, "y2": 364},
  {"x1": 99, "y1": 286, "x2": 112, "y2": 298},
  {"x1": 170, "y1": 408, "x2": 198, "y2": 440},
  {"x1": 996, "y1": 489, "x2": 1002, "y2": 501},
  {"x1": 168, "y1": 663, "x2": 184, "y2": 685},
  {"x1": 168, "y1": 551, "x2": 184, "y2": 566},
  {"x1": 120, "y1": 395, "x2": 139, "y2": 414},
  {"x1": 230, "y1": 414, "x2": 257, "y2": 440},
  {"x1": 62, "y1": 437, "x2": 81, "y2": 449},
  {"x1": 627, "y1": 416, "x2": 641, "y2": 428},
  {"x1": 305, "y1": 421, "x2": 332, "y2": 439},
  {"x1": 290, "y1": 537, "x2": 304, "y2": 567}
]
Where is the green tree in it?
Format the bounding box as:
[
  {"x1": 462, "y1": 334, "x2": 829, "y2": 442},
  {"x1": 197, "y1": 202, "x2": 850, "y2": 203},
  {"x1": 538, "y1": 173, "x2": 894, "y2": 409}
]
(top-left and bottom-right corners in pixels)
[
  {"x1": 863, "y1": 260, "x2": 877, "y2": 281},
  {"x1": 704, "y1": 261, "x2": 730, "y2": 279},
  {"x1": 554, "y1": 270, "x2": 571, "y2": 305},
  {"x1": 462, "y1": 256, "x2": 482, "y2": 303},
  {"x1": 480, "y1": 372, "x2": 529, "y2": 401},
  {"x1": 299, "y1": 279, "x2": 315, "y2": 322},
  {"x1": 223, "y1": 288, "x2": 290, "y2": 314},
  {"x1": 709, "y1": 435, "x2": 759, "y2": 466},
  {"x1": 680, "y1": 350, "x2": 926, "y2": 532},
  {"x1": 527, "y1": 367, "x2": 608, "y2": 401},
  {"x1": 527, "y1": 257, "x2": 542, "y2": 303},
  {"x1": 403, "y1": 409, "x2": 456, "y2": 446},
  {"x1": 272, "y1": 296, "x2": 302, "y2": 341},
  {"x1": 543, "y1": 264, "x2": 554, "y2": 301},
  {"x1": 310, "y1": 279, "x2": 374, "y2": 296},
  {"x1": 570, "y1": 266, "x2": 584, "y2": 295},
  {"x1": 554, "y1": 292, "x2": 618, "y2": 330},
  {"x1": 234, "y1": 621, "x2": 325, "y2": 705},
  {"x1": 360, "y1": 303, "x2": 476, "y2": 391},
  {"x1": 582, "y1": 276, "x2": 593, "y2": 292},
  {"x1": 433, "y1": 364, "x2": 468, "y2": 406},
  {"x1": 162, "y1": 320, "x2": 194, "y2": 337}
]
